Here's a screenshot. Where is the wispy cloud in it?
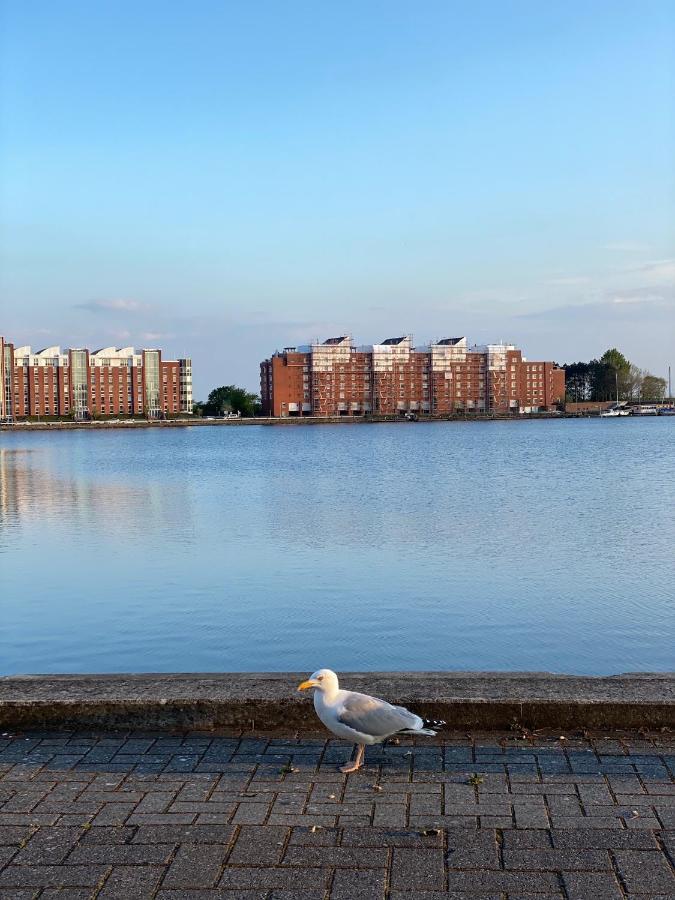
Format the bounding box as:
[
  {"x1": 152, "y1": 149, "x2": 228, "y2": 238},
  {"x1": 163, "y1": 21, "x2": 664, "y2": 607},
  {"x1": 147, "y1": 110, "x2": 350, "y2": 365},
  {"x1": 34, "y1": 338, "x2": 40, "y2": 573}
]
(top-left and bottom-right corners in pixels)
[
  {"x1": 632, "y1": 259, "x2": 675, "y2": 285},
  {"x1": 75, "y1": 299, "x2": 146, "y2": 313},
  {"x1": 141, "y1": 331, "x2": 175, "y2": 342}
]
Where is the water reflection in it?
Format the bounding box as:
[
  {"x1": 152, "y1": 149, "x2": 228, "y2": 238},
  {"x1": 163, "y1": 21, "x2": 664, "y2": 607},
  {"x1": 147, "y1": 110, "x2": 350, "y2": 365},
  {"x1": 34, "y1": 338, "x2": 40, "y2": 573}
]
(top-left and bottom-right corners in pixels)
[
  {"x1": 0, "y1": 421, "x2": 673, "y2": 675},
  {"x1": 0, "y1": 446, "x2": 193, "y2": 538}
]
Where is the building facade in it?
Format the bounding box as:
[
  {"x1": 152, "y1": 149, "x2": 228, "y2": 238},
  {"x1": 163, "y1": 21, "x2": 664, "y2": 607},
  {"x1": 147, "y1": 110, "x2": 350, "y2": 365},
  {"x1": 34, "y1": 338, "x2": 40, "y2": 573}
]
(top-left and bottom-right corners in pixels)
[
  {"x1": 0, "y1": 338, "x2": 192, "y2": 420},
  {"x1": 261, "y1": 335, "x2": 564, "y2": 417}
]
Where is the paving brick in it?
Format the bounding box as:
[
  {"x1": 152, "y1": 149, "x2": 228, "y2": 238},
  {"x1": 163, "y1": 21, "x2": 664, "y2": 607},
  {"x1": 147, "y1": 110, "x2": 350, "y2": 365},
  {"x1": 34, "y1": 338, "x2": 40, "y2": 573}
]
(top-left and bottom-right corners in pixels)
[
  {"x1": 163, "y1": 843, "x2": 228, "y2": 888},
  {"x1": 446, "y1": 870, "x2": 561, "y2": 892},
  {"x1": 218, "y1": 866, "x2": 331, "y2": 890},
  {"x1": 330, "y1": 867, "x2": 387, "y2": 899},
  {"x1": 562, "y1": 871, "x2": 623, "y2": 899},
  {"x1": 0, "y1": 864, "x2": 108, "y2": 887},
  {"x1": 66, "y1": 842, "x2": 174, "y2": 864},
  {"x1": 612, "y1": 849, "x2": 675, "y2": 894},
  {"x1": 551, "y1": 828, "x2": 657, "y2": 849},
  {"x1": 503, "y1": 848, "x2": 612, "y2": 870},
  {"x1": 342, "y1": 827, "x2": 443, "y2": 848},
  {"x1": 97, "y1": 865, "x2": 164, "y2": 898},
  {"x1": 133, "y1": 824, "x2": 235, "y2": 844},
  {"x1": 390, "y1": 848, "x2": 445, "y2": 891},
  {"x1": 283, "y1": 845, "x2": 387, "y2": 868},
  {"x1": 227, "y1": 825, "x2": 288, "y2": 865}
]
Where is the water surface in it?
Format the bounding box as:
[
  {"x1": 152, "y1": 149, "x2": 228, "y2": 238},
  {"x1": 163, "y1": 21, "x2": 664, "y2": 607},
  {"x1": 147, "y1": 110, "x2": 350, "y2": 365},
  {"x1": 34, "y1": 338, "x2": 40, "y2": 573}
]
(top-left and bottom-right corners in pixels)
[{"x1": 1, "y1": 419, "x2": 673, "y2": 675}]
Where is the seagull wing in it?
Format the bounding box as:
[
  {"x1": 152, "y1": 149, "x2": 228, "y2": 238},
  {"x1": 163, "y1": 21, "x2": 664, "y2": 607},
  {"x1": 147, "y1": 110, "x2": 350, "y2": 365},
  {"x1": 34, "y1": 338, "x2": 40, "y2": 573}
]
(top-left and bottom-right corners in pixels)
[{"x1": 337, "y1": 691, "x2": 423, "y2": 740}]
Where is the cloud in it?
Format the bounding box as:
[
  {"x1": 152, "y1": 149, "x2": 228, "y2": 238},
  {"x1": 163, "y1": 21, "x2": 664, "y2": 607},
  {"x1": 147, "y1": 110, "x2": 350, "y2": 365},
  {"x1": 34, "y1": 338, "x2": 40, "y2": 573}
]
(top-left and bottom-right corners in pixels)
[
  {"x1": 632, "y1": 259, "x2": 675, "y2": 285},
  {"x1": 141, "y1": 331, "x2": 175, "y2": 342},
  {"x1": 75, "y1": 299, "x2": 145, "y2": 313}
]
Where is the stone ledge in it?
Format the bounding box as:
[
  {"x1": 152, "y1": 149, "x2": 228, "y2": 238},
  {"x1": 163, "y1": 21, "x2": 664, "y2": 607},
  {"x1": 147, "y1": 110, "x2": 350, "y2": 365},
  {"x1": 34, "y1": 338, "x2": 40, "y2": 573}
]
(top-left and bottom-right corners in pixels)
[{"x1": 1, "y1": 672, "x2": 673, "y2": 731}]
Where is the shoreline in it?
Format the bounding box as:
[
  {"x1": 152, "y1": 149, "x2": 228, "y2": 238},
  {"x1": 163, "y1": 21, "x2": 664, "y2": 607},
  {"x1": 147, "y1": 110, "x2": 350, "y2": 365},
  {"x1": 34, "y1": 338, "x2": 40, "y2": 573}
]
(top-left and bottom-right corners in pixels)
[{"x1": 0, "y1": 411, "x2": 657, "y2": 432}]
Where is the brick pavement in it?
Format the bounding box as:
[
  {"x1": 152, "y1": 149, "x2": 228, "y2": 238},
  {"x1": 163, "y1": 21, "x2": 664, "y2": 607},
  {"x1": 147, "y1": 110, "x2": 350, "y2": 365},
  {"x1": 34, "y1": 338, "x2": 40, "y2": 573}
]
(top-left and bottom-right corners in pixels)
[{"x1": 0, "y1": 728, "x2": 673, "y2": 898}]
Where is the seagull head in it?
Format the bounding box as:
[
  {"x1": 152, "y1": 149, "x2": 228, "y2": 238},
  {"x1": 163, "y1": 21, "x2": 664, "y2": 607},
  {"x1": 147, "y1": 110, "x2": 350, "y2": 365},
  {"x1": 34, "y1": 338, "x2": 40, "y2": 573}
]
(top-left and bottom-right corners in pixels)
[{"x1": 297, "y1": 668, "x2": 339, "y2": 695}]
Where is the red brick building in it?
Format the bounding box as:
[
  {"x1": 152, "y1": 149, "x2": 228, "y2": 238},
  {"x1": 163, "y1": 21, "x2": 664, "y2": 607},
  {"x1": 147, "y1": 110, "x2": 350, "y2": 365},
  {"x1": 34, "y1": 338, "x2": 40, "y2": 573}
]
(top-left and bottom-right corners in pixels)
[
  {"x1": 0, "y1": 338, "x2": 193, "y2": 420},
  {"x1": 261, "y1": 335, "x2": 564, "y2": 417}
]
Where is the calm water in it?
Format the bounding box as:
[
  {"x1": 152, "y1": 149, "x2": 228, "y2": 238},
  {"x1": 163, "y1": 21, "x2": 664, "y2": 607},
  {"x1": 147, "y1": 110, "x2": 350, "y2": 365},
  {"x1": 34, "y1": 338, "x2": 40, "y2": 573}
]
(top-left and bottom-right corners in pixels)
[{"x1": 1, "y1": 419, "x2": 673, "y2": 676}]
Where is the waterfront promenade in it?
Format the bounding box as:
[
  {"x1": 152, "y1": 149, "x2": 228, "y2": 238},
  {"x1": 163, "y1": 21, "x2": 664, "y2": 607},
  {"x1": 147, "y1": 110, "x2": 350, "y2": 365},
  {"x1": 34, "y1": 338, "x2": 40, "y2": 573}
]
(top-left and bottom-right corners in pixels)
[{"x1": 0, "y1": 727, "x2": 674, "y2": 898}]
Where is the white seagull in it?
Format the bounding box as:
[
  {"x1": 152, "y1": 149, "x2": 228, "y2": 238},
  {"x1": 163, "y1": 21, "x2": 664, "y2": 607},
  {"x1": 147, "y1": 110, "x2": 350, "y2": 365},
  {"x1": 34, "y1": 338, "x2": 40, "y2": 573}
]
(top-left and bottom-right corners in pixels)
[{"x1": 297, "y1": 668, "x2": 445, "y2": 773}]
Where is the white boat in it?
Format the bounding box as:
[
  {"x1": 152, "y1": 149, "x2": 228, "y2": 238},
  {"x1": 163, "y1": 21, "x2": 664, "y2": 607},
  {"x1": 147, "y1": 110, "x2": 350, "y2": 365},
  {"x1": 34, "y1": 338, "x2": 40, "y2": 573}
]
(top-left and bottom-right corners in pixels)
[
  {"x1": 600, "y1": 407, "x2": 630, "y2": 417},
  {"x1": 632, "y1": 405, "x2": 659, "y2": 416}
]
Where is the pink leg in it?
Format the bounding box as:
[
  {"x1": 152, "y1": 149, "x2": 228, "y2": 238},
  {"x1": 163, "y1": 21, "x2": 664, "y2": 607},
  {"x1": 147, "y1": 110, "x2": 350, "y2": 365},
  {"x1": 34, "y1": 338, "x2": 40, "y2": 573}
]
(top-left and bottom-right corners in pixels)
[{"x1": 340, "y1": 744, "x2": 365, "y2": 773}]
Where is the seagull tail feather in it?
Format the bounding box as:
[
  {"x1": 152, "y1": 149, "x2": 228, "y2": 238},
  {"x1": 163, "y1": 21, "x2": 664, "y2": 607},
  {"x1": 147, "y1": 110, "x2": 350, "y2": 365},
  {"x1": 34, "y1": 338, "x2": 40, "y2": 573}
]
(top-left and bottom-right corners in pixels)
[{"x1": 399, "y1": 718, "x2": 446, "y2": 737}]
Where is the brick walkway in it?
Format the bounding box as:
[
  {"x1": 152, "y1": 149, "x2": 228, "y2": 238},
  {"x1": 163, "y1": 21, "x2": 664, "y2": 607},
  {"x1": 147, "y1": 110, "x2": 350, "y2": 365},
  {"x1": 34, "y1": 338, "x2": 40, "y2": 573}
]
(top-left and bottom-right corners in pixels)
[{"x1": 0, "y1": 729, "x2": 673, "y2": 898}]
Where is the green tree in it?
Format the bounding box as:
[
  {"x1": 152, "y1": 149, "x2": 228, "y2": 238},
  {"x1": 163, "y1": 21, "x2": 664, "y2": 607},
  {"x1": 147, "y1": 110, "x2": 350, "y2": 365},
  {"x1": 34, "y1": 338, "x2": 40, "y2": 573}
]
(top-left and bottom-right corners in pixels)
[
  {"x1": 204, "y1": 385, "x2": 260, "y2": 417},
  {"x1": 563, "y1": 362, "x2": 591, "y2": 402},
  {"x1": 599, "y1": 348, "x2": 632, "y2": 400},
  {"x1": 640, "y1": 374, "x2": 667, "y2": 402}
]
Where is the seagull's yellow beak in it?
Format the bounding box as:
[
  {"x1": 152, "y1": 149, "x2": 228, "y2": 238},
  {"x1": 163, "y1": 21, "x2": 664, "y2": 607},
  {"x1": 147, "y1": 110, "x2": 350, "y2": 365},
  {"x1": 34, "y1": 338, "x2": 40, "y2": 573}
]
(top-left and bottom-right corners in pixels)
[{"x1": 297, "y1": 679, "x2": 317, "y2": 691}]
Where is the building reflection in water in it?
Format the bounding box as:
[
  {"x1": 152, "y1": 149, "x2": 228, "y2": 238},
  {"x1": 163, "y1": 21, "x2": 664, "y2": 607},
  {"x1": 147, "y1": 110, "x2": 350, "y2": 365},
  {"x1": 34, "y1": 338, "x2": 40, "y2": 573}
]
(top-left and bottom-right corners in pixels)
[{"x1": 0, "y1": 448, "x2": 193, "y2": 542}]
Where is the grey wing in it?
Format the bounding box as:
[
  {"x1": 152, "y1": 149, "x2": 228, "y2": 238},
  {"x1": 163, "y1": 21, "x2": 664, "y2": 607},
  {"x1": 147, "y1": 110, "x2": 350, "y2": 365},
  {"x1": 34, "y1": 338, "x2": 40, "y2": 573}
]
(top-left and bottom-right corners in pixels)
[{"x1": 338, "y1": 692, "x2": 422, "y2": 738}]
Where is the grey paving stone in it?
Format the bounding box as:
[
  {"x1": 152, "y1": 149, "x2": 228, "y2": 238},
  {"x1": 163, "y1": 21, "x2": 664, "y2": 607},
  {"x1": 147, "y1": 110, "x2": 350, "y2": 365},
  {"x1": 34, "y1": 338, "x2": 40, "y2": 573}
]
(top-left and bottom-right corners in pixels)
[
  {"x1": 66, "y1": 843, "x2": 174, "y2": 865},
  {"x1": 218, "y1": 866, "x2": 331, "y2": 890},
  {"x1": 282, "y1": 845, "x2": 388, "y2": 868},
  {"x1": 97, "y1": 865, "x2": 164, "y2": 898},
  {"x1": 390, "y1": 848, "x2": 445, "y2": 891},
  {"x1": 612, "y1": 849, "x2": 675, "y2": 894},
  {"x1": 132, "y1": 824, "x2": 235, "y2": 844},
  {"x1": 162, "y1": 843, "x2": 229, "y2": 888},
  {"x1": 330, "y1": 867, "x2": 386, "y2": 899},
  {"x1": 446, "y1": 870, "x2": 561, "y2": 892},
  {"x1": 562, "y1": 871, "x2": 624, "y2": 899},
  {"x1": 0, "y1": 864, "x2": 108, "y2": 887},
  {"x1": 503, "y1": 848, "x2": 612, "y2": 870}
]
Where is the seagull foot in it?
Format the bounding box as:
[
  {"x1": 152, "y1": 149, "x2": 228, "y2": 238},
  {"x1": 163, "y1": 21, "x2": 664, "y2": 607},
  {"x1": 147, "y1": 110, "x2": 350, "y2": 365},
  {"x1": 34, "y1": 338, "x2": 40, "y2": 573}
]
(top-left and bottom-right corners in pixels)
[{"x1": 339, "y1": 760, "x2": 362, "y2": 773}]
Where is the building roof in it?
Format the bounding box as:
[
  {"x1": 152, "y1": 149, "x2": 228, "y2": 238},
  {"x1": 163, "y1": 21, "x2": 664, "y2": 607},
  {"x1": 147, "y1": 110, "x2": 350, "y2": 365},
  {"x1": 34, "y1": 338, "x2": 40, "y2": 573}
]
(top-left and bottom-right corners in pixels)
[
  {"x1": 323, "y1": 336, "x2": 350, "y2": 345},
  {"x1": 437, "y1": 337, "x2": 465, "y2": 346},
  {"x1": 382, "y1": 336, "x2": 407, "y2": 345}
]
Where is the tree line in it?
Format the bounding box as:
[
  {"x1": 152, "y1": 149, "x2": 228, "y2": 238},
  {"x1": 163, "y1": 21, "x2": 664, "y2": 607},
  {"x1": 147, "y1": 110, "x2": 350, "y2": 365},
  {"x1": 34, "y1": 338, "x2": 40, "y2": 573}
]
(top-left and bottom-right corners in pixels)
[
  {"x1": 193, "y1": 385, "x2": 261, "y2": 418},
  {"x1": 564, "y1": 349, "x2": 668, "y2": 403}
]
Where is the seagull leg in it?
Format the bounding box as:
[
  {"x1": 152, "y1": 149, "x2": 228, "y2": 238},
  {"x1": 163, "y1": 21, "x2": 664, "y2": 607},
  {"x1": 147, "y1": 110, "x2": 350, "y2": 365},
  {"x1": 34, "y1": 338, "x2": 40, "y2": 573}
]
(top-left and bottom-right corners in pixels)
[{"x1": 340, "y1": 744, "x2": 365, "y2": 773}]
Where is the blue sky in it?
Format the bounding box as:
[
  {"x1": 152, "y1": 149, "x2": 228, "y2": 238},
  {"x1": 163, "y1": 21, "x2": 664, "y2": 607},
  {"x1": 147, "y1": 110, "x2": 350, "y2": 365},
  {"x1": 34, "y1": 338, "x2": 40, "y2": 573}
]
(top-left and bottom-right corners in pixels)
[{"x1": 1, "y1": 0, "x2": 673, "y2": 396}]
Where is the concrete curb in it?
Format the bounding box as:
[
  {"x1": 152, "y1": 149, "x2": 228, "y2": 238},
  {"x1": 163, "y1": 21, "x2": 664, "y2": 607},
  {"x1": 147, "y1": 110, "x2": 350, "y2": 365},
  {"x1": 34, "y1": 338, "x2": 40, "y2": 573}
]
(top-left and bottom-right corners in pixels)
[{"x1": 1, "y1": 672, "x2": 673, "y2": 732}]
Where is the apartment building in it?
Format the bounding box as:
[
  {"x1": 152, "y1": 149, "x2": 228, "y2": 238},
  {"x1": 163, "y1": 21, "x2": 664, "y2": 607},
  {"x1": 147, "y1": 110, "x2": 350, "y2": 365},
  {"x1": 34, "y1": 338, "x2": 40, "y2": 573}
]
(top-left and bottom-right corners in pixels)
[
  {"x1": 260, "y1": 335, "x2": 564, "y2": 417},
  {"x1": 0, "y1": 337, "x2": 192, "y2": 420}
]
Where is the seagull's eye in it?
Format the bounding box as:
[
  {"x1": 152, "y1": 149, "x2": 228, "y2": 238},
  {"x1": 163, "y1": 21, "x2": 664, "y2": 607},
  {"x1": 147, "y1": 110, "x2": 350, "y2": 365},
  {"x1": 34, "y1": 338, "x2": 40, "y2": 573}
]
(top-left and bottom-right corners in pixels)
[{"x1": 317, "y1": 676, "x2": 323, "y2": 681}]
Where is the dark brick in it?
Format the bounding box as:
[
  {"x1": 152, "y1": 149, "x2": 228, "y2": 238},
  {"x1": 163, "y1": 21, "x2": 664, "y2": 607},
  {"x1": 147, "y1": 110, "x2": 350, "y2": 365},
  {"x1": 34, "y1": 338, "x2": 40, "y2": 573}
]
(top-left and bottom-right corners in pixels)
[
  {"x1": 562, "y1": 872, "x2": 623, "y2": 899},
  {"x1": 330, "y1": 867, "x2": 386, "y2": 899},
  {"x1": 228, "y1": 825, "x2": 288, "y2": 865},
  {"x1": 0, "y1": 864, "x2": 108, "y2": 887},
  {"x1": 97, "y1": 865, "x2": 164, "y2": 898},
  {"x1": 66, "y1": 842, "x2": 174, "y2": 864},
  {"x1": 613, "y1": 849, "x2": 675, "y2": 893},
  {"x1": 163, "y1": 843, "x2": 228, "y2": 888},
  {"x1": 390, "y1": 848, "x2": 445, "y2": 891},
  {"x1": 504, "y1": 848, "x2": 611, "y2": 870},
  {"x1": 219, "y1": 867, "x2": 331, "y2": 890},
  {"x1": 552, "y1": 829, "x2": 657, "y2": 849},
  {"x1": 14, "y1": 826, "x2": 82, "y2": 865},
  {"x1": 446, "y1": 871, "x2": 561, "y2": 892},
  {"x1": 283, "y1": 846, "x2": 387, "y2": 868},
  {"x1": 133, "y1": 824, "x2": 235, "y2": 844}
]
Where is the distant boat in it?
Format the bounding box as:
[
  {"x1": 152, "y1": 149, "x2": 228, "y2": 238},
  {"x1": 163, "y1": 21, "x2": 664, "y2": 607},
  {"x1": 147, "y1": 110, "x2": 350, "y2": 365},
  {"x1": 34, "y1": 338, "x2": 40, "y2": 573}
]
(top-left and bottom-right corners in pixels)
[
  {"x1": 600, "y1": 407, "x2": 630, "y2": 417},
  {"x1": 658, "y1": 407, "x2": 675, "y2": 416},
  {"x1": 632, "y1": 405, "x2": 659, "y2": 416}
]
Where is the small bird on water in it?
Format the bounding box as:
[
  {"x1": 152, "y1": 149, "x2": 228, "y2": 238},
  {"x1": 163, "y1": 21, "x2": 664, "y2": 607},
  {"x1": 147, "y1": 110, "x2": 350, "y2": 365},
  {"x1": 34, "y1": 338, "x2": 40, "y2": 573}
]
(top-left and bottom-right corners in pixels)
[{"x1": 297, "y1": 668, "x2": 445, "y2": 772}]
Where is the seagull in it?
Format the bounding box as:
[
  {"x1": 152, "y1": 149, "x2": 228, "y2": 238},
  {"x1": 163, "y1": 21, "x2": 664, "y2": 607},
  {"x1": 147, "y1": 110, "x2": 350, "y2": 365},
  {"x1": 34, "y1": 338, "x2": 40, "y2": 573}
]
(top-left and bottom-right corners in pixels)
[{"x1": 297, "y1": 668, "x2": 445, "y2": 773}]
